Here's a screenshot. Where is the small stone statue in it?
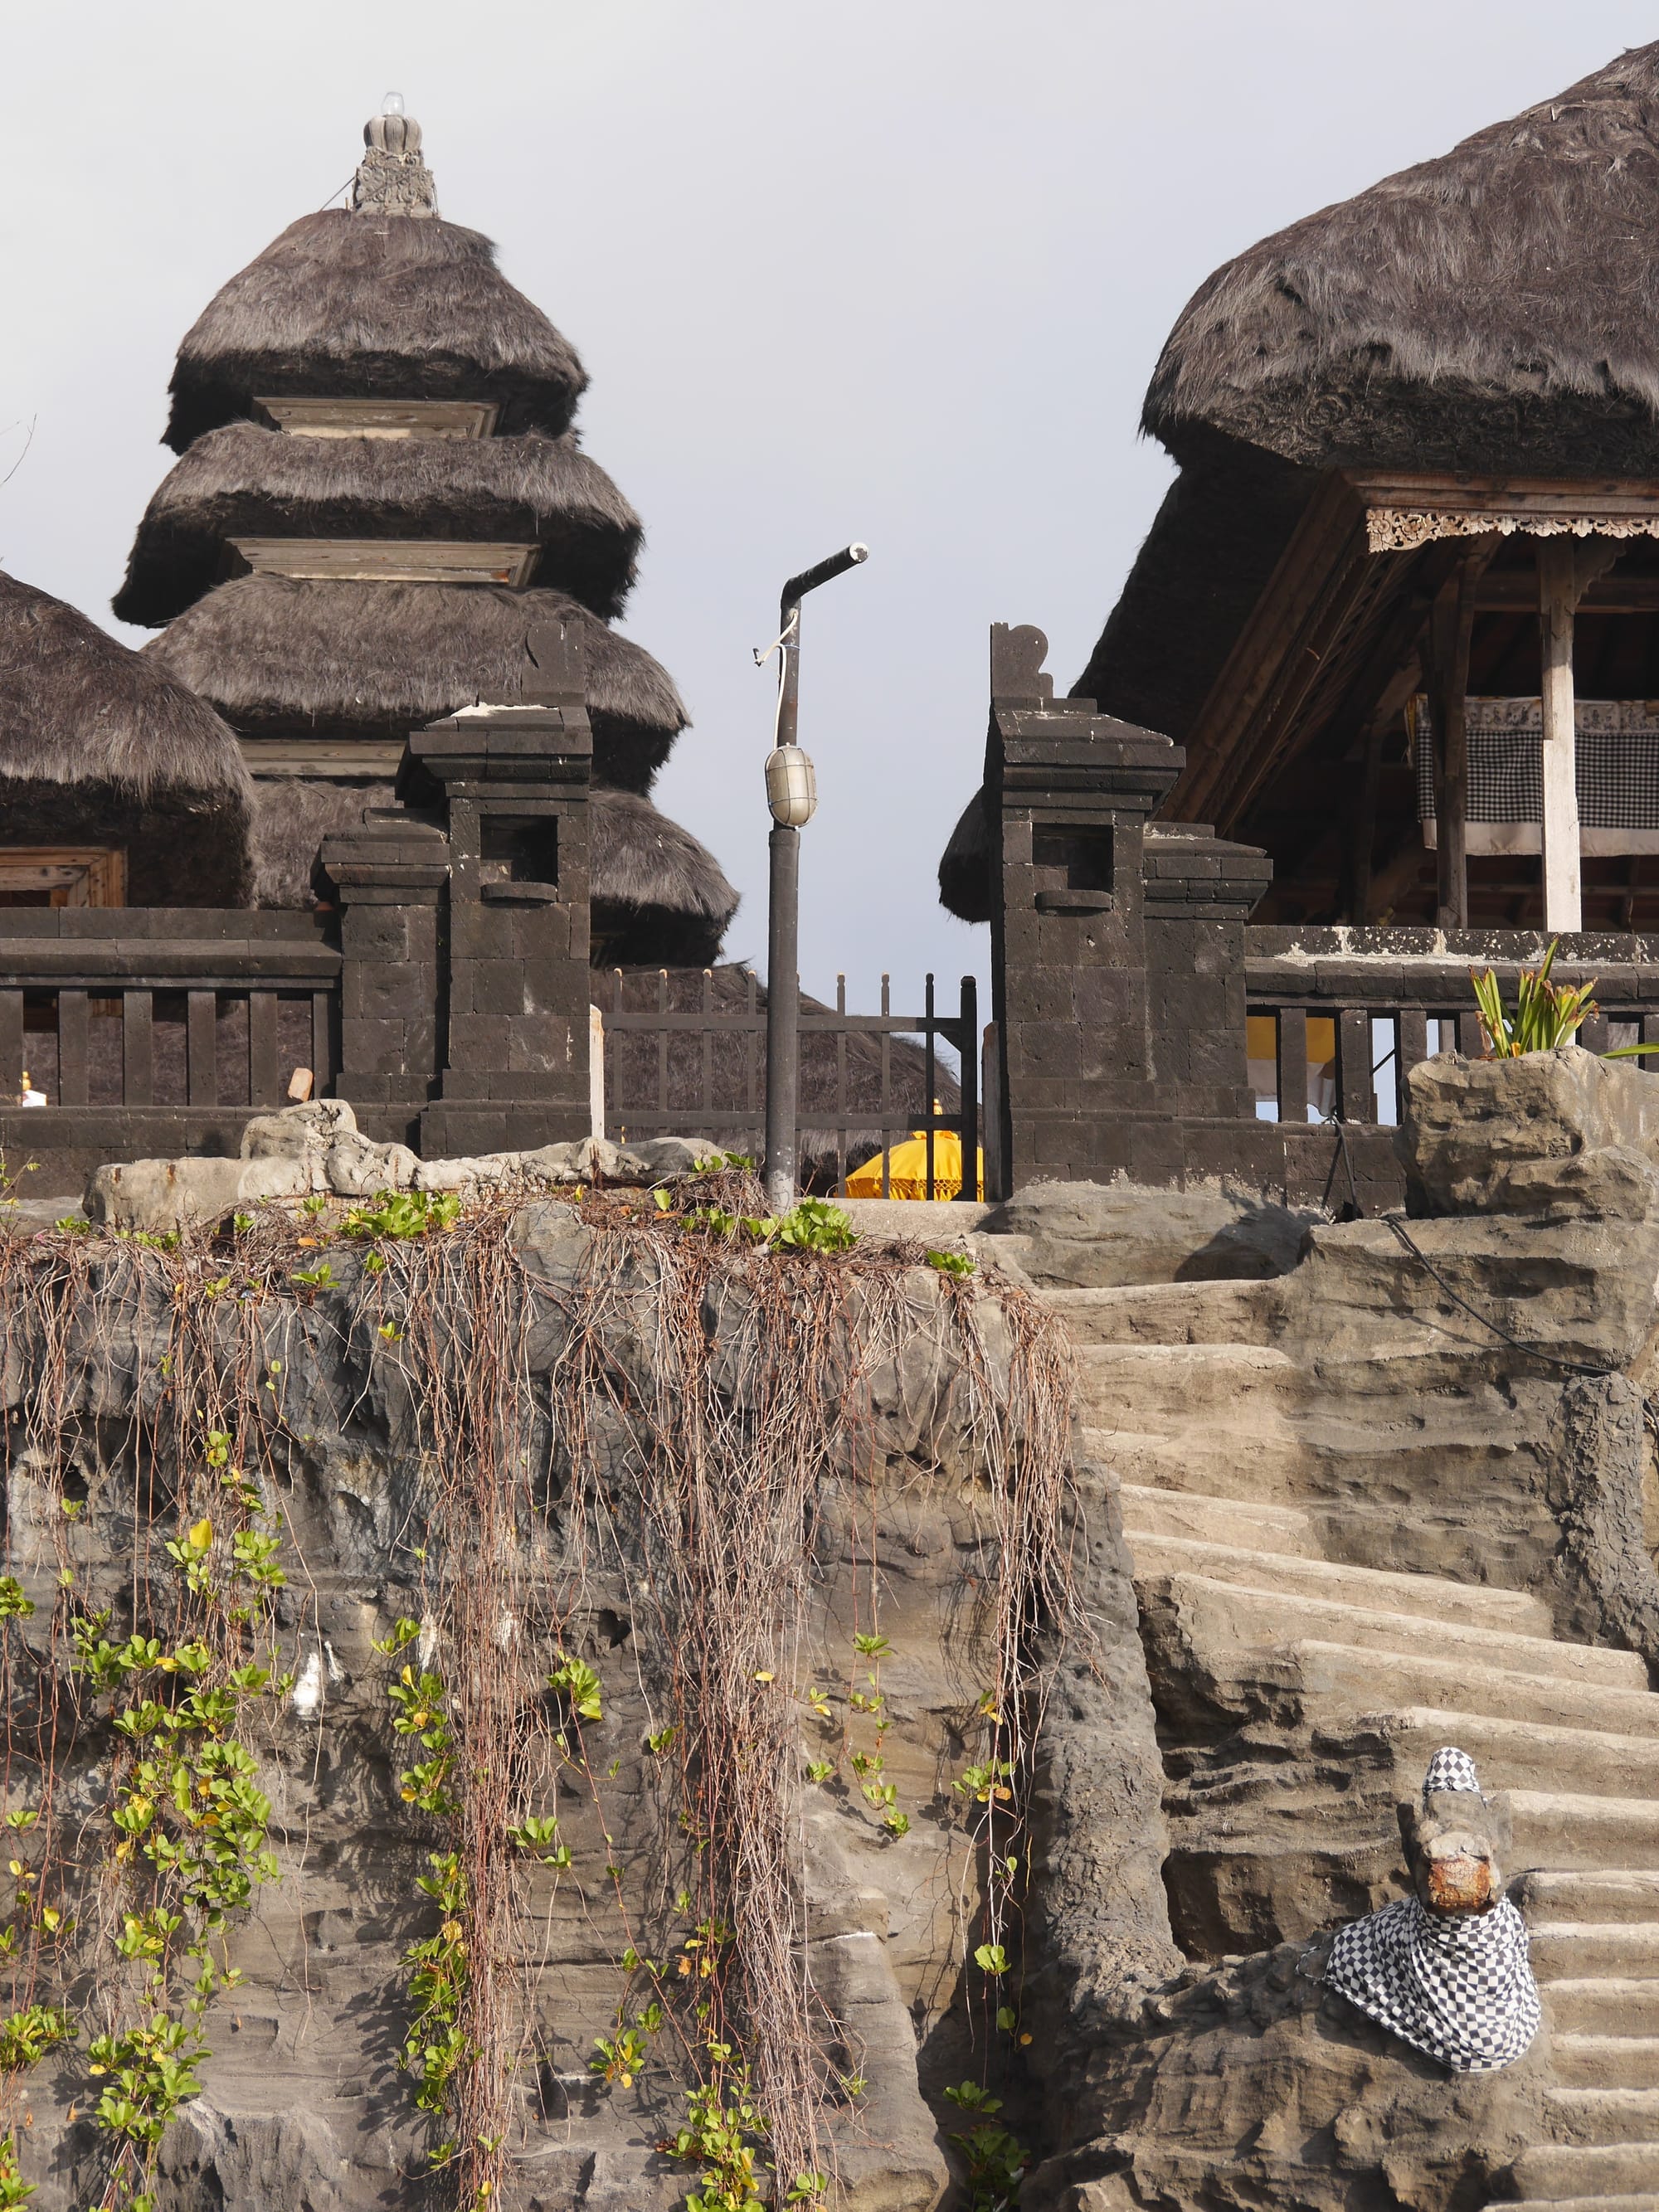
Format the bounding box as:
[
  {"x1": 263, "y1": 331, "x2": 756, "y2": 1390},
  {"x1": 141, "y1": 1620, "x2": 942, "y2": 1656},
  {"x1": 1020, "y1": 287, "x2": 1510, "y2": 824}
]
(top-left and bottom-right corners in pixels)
[{"x1": 1324, "y1": 1746, "x2": 1540, "y2": 2071}]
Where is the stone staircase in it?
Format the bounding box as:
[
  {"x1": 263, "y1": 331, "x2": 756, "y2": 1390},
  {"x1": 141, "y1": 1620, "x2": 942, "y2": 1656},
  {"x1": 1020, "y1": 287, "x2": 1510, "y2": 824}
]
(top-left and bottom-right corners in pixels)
[{"x1": 1044, "y1": 1276, "x2": 1659, "y2": 2210}]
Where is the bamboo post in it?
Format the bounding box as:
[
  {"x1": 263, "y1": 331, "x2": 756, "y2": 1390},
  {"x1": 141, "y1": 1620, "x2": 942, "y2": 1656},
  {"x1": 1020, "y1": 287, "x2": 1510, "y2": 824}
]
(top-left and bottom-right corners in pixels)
[{"x1": 1537, "y1": 538, "x2": 1584, "y2": 935}]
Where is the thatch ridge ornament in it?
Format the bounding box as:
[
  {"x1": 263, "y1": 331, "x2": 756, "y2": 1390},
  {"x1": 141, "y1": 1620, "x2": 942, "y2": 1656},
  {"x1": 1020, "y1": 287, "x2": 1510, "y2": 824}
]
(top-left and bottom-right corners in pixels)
[{"x1": 352, "y1": 91, "x2": 437, "y2": 217}]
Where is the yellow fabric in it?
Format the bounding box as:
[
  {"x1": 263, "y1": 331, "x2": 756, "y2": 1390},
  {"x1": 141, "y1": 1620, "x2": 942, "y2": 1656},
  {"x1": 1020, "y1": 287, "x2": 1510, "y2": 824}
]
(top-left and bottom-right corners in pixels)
[{"x1": 846, "y1": 1130, "x2": 985, "y2": 1202}]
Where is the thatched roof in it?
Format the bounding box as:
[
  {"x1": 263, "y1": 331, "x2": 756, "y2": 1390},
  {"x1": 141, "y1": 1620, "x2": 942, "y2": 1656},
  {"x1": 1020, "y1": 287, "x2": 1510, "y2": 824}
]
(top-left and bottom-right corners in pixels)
[
  {"x1": 114, "y1": 424, "x2": 642, "y2": 627},
  {"x1": 146, "y1": 578, "x2": 687, "y2": 791},
  {"x1": 590, "y1": 788, "x2": 738, "y2": 967},
  {"x1": 1070, "y1": 435, "x2": 1315, "y2": 747},
  {"x1": 1146, "y1": 41, "x2": 1659, "y2": 475},
  {"x1": 937, "y1": 787, "x2": 990, "y2": 925},
  {"x1": 602, "y1": 962, "x2": 961, "y2": 1189},
  {"x1": 0, "y1": 570, "x2": 252, "y2": 904},
  {"x1": 163, "y1": 211, "x2": 587, "y2": 453}
]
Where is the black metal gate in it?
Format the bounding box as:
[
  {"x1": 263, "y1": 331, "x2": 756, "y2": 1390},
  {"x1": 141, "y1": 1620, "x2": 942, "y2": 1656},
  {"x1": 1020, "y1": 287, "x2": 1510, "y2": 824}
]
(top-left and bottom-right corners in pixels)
[{"x1": 600, "y1": 969, "x2": 980, "y2": 1199}]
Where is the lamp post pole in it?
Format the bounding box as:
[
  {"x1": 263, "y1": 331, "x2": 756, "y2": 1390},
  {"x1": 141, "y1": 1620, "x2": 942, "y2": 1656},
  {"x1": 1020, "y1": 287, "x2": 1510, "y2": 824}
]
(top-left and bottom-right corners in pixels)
[{"x1": 762, "y1": 542, "x2": 868, "y2": 1214}]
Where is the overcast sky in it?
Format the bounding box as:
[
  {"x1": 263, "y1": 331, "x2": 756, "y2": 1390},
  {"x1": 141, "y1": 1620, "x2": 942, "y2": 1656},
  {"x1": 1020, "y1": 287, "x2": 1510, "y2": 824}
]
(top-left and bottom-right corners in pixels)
[{"x1": 3, "y1": 1, "x2": 1655, "y2": 1015}]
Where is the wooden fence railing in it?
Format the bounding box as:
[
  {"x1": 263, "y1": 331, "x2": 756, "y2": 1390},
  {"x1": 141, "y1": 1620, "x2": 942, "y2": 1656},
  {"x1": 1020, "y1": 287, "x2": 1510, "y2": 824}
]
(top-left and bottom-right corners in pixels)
[
  {"x1": 0, "y1": 913, "x2": 340, "y2": 1111},
  {"x1": 1245, "y1": 926, "x2": 1659, "y2": 1125}
]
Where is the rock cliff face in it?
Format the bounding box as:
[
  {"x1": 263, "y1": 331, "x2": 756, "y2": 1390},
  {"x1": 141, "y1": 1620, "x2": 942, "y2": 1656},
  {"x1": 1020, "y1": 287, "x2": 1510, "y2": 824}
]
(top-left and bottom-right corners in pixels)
[
  {"x1": 7, "y1": 1048, "x2": 1659, "y2": 2212},
  {"x1": 0, "y1": 1191, "x2": 1175, "y2": 2212},
  {"x1": 1034, "y1": 1048, "x2": 1659, "y2": 2212}
]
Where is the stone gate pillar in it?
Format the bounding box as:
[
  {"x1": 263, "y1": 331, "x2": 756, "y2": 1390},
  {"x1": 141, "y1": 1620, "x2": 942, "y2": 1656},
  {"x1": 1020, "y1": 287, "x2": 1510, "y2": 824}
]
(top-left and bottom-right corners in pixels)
[
  {"x1": 320, "y1": 809, "x2": 450, "y2": 1145},
  {"x1": 985, "y1": 624, "x2": 1270, "y2": 1190}
]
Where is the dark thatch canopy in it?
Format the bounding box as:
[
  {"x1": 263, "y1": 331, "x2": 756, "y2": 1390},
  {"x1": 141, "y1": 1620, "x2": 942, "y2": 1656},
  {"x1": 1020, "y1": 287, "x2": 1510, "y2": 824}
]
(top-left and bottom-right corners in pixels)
[
  {"x1": 590, "y1": 788, "x2": 738, "y2": 967},
  {"x1": 114, "y1": 424, "x2": 642, "y2": 627},
  {"x1": 164, "y1": 212, "x2": 587, "y2": 453},
  {"x1": 146, "y1": 579, "x2": 688, "y2": 792},
  {"x1": 1146, "y1": 41, "x2": 1659, "y2": 477},
  {"x1": 0, "y1": 570, "x2": 252, "y2": 905},
  {"x1": 1070, "y1": 433, "x2": 1315, "y2": 750},
  {"x1": 258, "y1": 778, "x2": 734, "y2": 965},
  {"x1": 937, "y1": 787, "x2": 990, "y2": 926},
  {"x1": 602, "y1": 963, "x2": 960, "y2": 1190}
]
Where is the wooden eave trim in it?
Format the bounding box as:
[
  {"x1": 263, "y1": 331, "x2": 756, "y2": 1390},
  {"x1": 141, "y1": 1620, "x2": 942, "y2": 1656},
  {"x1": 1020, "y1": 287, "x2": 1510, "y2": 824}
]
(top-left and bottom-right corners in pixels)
[
  {"x1": 1174, "y1": 471, "x2": 1377, "y2": 828},
  {"x1": 230, "y1": 538, "x2": 538, "y2": 587}
]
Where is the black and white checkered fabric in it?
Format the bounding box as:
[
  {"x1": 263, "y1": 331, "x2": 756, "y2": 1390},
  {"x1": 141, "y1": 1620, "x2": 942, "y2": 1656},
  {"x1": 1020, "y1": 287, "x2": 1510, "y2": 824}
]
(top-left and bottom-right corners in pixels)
[
  {"x1": 1422, "y1": 1745, "x2": 1481, "y2": 1799},
  {"x1": 1323, "y1": 1747, "x2": 1540, "y2": 2073},
  {"x1": 1415, "y1": 698, "x2": 1659, "y2": 828}
]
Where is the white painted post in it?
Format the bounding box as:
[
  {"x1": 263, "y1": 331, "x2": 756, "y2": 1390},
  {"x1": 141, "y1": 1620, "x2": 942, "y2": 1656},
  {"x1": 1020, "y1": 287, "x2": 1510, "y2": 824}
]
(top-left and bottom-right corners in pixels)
[
  {"x1": 589, "y1": 1004, "x2": 605, "y2": 1140},
  {"x1": 1537, "y1": 540, "x2": 1583, "y2": 935}
]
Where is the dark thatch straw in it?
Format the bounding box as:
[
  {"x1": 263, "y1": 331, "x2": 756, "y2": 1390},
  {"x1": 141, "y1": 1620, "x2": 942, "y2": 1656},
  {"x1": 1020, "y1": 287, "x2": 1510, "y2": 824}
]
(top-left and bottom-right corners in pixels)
[
  {"x1": 164, "y1": 211, "x2": 587, "y2": 453},
  {"x1": 937, "y1": 787, "x2": 991, "y2": 925},
  {"x1": 0, "y1": 570, "x2": 252, "y2": 904},
  {"x1": 1146, "y1": 41, "x2": 1659, "y2": 476},
  {"x1": 147, "y1": 578, "x2": 688, "y2": 791},
  {"x1": 1069, "y1": 434, "x2": 1314, "y2": 746},
  {"x1": 114, "y1": 424, "x2": 642, "y2": 627},
  {"x1": 590, "y1": 789, "x2": 738, "y2": 967}
]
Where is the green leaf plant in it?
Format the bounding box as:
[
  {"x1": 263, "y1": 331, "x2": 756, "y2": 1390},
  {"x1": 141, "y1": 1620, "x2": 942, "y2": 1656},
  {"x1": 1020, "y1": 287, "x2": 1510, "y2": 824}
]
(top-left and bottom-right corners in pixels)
[{"x1": 1471, "y1": 939, "x2": 1659, "y2": 1059}]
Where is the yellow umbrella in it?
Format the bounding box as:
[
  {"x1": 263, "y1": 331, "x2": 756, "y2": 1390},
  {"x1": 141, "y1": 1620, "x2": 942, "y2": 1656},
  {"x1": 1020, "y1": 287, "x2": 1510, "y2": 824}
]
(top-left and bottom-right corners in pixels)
[{"x1": 846, "y1": 1125, "x2": 985, "y2": 1202}]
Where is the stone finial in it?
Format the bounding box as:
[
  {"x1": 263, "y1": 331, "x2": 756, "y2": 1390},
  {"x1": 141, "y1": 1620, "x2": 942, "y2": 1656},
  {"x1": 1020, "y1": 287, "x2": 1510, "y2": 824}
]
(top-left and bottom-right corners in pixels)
[{"x1": 351, "y1": 92, "x2": 437, "y2": 217}]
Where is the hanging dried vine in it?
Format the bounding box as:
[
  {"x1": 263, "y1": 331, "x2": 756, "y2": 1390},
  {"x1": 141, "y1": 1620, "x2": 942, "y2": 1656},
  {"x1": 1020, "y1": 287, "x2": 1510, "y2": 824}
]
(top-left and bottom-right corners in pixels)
[{"x1": 0, "y1": 1171, "x2": 1078, "y2": 2212}]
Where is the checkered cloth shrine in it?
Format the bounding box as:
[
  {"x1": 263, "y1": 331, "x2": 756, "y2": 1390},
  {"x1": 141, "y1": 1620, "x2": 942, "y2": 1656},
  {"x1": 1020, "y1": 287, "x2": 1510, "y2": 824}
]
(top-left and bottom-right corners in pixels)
[{"x1": 1323, "y1": 1746, "x2": 1540, "y2": 2073}]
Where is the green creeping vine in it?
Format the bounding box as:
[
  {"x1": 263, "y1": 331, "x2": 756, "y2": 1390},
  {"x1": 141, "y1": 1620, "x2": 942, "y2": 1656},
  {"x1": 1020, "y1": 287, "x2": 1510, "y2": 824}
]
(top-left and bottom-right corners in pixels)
[{"x1": 70, "y1": 1456, "x2": 291, "y2": 2212}]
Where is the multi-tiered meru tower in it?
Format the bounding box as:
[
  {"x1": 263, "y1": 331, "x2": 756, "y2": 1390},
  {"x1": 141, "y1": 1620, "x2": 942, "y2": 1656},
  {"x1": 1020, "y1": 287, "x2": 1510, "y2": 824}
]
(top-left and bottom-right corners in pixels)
[{"x1": 116, "y1": 96, "x2": 737, "y2": 968}]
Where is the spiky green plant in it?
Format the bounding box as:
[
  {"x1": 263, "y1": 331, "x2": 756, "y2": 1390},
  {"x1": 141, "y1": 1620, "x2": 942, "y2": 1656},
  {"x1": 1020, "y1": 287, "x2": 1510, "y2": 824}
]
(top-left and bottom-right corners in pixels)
[{"x1": 1470, "y1": 939, "x2": 1659, "y2": 1060}]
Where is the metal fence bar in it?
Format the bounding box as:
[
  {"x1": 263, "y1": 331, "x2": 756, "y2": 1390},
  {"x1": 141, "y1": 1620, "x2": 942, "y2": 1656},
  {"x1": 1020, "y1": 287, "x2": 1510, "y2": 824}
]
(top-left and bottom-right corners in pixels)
[
  {"x1": 880, "y1": 974, "x2": 892, "y2": 1199},
  {"x1": 958, "y1": 973, "x2": 979, "y2": 1201}
]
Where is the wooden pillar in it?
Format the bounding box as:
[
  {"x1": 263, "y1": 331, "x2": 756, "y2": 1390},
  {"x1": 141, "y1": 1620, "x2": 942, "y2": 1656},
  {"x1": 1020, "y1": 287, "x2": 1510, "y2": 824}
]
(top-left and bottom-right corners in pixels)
[
  {"x1": 1427, "y1": 544, "x2": 1496, "y2": 932},
  {"x1": 1537, "y1": 539, "x2": 1583, "y2": 935}
]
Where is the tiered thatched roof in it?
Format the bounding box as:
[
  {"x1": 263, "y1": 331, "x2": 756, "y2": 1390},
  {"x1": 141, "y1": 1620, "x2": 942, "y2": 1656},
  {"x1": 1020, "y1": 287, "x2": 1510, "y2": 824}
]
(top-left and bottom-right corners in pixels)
[
  {"x1": 163, "y1": 211, "x2": 587, "y2": 453},
  {"x1": 145, "y1": 580, "x2": 686, "y2": 792},
  {"x1": 114, "y1": 424, "x2": 641, "y2": 625},
  {"x1": 0, "y1": 571, "x2": 252, "y2": 904},
  {"x1": 121, "y1": 103, "x2": 733, "y2": 959}
]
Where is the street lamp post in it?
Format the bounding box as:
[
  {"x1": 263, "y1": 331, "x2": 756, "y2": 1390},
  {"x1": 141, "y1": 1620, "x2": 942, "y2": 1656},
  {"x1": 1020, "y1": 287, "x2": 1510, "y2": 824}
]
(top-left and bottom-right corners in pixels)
[{"x1": 761, "y1": 542, "x2": 868, "y2": 1213}]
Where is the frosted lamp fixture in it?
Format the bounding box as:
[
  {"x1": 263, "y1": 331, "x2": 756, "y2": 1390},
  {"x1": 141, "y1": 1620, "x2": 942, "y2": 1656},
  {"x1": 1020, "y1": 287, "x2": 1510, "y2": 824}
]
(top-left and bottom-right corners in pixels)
[
  {"x1": 382, "y1": 90, "x2": 406, "y2": 114},
  {"x1": 766, "y1": 746, "x2": 818, "y2": 828}
]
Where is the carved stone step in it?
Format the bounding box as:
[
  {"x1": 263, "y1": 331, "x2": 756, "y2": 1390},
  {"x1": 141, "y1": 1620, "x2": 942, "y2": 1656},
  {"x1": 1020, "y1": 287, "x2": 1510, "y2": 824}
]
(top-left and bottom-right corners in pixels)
[
  {"x1": 1498, "y1": 2196, "x2": 1659, "y2": 2211},
  {"x1": 1075, "y1": 1342, "x2": 1299, "y2": 1428},
  {"x1": 1520, "y1": 1873, "x2": 1659, "y2": 1928},
  {"x1": 1511, "y1": 2146, "x2": 1659, "y2": 2203},
  {"x1": 1545, "y1": 2090, "x2": 1659, "y2": 2148},
  {"x1": 1553, "y1": 2037, "x2": 1659, "y2": 2091},
  {"x1": 1039, "y1": 1281, "x2": 1277, "y2": 1347},
  {"x1": 1081, "y1": 1426, "x2": 1302, "y2": 1500},
  {"x1": 1508, "y1": 1794, "x2": 1659, "y2": 1874},
  {"x1": 1532, "y1": 1923, "x2": 1659, "y2": 1980},
  {"x1": 1117, "y1": 1483, "x2": 1320, "y2": 1558},
  {"x1": 1143, "y1": 1573, "x2": 1647, "y2": 1691},
  {"x1": 1379, "y1": 1711, "x2": 1659, "y2": 1805},
  {"x1": 1542, "y1": 1980, "x2": 1659, "y2": 2035},
  {"x1": 1287, "y1": 1644, "x2": 1659, "y2": 1740},
  {"x1": 1126, "y1": 1532, "x2": 1554, "y2": 1636}
]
